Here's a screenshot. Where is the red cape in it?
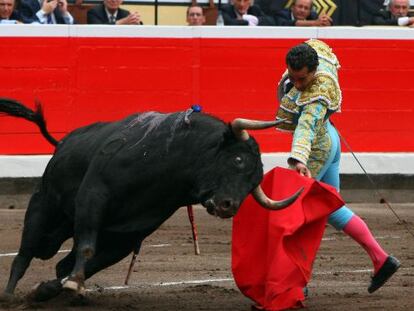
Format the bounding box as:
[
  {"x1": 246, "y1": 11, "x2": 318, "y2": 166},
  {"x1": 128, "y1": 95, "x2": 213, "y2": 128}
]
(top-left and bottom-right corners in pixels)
[{"x1": 232, "y1": 167, "x2": 344, "y2": 311}]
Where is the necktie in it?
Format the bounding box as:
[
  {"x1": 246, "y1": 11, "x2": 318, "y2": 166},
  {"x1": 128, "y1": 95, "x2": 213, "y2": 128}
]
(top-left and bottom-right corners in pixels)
[
  {"x1": 47, "y1": 14, "x2": 53, "y2": 24},
  {"x1": 109, "y1": 15, "x2": 116, "y2": 24}
]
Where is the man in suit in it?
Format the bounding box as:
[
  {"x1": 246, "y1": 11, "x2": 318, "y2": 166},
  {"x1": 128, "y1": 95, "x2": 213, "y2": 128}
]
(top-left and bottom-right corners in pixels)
[
  {"x1": 372, "y1": 0, "x2": 414, "y2": 26},
  {"x1": 19, "y1": 0, "x2": 74, "y2": 24},
  {"x1": 275, "y1": 0, "x2": 332, "y2": 26},
  {"x1": 186, "y1": 5, "x2": 205, "y2": 26},
  {"x1": 87, "y1": 0, "x2": 142, "y2": 25},
  {"x1": 0, "y1": 0, "x2": 21, "y2": 23},
  {"x1": 221, "y1": 0, "x2": 274, "y2": 26}
]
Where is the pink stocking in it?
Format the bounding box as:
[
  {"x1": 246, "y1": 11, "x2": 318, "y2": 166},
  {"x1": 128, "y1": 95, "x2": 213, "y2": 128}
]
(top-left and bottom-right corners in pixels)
[{"x1": 343, "y1": 215, "x2": 388, "y2": 273}]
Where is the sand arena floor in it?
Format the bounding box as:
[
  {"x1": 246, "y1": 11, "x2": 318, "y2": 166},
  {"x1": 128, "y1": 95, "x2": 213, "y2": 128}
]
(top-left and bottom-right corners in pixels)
[{"x1": 0, "y1": 199, "x2": 412, "y2": 311}]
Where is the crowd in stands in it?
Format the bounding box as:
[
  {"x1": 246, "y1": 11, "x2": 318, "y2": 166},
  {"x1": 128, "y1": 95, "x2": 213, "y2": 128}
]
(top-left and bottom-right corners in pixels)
[{"x1": 0, "y1": 0, "x2": 413, "y2": 27}]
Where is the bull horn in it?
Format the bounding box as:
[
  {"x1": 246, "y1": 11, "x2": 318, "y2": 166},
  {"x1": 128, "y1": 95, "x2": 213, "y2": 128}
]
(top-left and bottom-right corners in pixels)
[
  {"x1": 252, "y1": 185, "x2": 304, "y2": 210},
  {"x1": 231, "y1": 118, "x2": 286, "y2": 141}
]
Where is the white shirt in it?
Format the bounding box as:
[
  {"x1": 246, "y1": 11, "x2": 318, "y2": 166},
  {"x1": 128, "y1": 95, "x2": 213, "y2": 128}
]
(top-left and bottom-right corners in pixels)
[{"x1": 36, "y1": 0, "x2": 74, "y2": 24}]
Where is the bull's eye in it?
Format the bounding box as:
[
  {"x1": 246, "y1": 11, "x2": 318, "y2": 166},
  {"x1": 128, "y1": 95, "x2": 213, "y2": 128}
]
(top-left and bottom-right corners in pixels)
[{"x1": 234, "y1": 156, "x2": 244, "y2": 168}]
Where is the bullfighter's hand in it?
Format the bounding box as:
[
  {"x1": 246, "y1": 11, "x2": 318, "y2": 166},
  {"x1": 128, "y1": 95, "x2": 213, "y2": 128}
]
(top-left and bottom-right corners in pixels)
[
  {"x1": 295, "y1": 162, "x2": 311, "y2": 178},
  {"x1": 288, "y1": 158, "x2": 312, "y2": 178}
]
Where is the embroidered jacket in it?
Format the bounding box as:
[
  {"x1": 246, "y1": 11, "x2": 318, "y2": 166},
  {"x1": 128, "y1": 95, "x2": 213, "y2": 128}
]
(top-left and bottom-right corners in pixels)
[{"x1": 275, "y1": 39, "x2": 342, "y2": 176}]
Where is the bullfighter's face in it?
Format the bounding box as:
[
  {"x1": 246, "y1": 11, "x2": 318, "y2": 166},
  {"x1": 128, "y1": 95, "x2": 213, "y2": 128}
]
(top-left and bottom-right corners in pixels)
[{"x1": 287, "y1": 65, "x2": 316, "y2": 92}]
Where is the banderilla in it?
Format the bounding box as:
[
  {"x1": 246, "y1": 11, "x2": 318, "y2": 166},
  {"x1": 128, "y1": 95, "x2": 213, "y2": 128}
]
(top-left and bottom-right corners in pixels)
[
  {"x1": 124, "y1": 204, "x2": 200, "y2": 285},
  {"x1": 336, "y1": 127, "x2": 414, "y2": 238}
]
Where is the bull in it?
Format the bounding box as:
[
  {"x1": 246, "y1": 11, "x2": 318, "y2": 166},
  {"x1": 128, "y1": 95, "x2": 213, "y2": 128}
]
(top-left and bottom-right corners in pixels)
[{"x1": 0, "y1": 98, "x2": 302, "y2": 302}]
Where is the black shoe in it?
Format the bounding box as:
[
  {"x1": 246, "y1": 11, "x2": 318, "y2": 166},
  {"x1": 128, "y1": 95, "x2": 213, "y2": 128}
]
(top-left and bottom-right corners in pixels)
[{"x1": 368, "y1": 256, "x2": 401, "y2": 293}]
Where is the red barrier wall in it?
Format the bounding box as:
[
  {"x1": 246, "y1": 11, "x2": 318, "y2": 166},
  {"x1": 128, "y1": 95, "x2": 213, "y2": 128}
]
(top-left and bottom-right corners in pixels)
[{"x1": 1, "y1": 28, "x2": 413, "y2": 155}]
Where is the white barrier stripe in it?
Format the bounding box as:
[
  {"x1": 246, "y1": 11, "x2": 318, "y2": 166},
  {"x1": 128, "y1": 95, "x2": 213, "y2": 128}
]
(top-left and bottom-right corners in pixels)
[
  {"x1": 1, "y1": 25, "x2": 414, "y2": 40},
  {"x1": 2, "y1": 153, "x2": 414, "y2": 177}
]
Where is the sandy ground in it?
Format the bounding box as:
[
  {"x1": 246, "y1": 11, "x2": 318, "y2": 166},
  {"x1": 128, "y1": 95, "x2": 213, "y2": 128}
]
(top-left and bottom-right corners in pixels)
[{"x1": 0, "y1": 199, "x2": 413, "y2": 311}]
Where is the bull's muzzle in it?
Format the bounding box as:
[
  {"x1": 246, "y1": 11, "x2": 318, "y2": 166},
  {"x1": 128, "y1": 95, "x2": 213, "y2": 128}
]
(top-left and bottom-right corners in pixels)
[{"x1": 204, "y1": 198, "x2": 238, "y2": 218}]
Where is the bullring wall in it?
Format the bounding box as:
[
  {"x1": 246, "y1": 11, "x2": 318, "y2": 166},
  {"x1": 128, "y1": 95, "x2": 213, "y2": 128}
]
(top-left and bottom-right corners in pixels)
[{"x1": 0, "y1": 26, "x2": 413, "y2": 177}]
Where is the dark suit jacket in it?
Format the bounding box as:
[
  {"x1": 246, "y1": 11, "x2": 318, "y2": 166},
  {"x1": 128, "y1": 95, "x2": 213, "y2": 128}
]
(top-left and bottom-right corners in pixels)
[
  {"x1": 87, "y1": 4, "x2": 141, "y2": 25},
  {"x1": 372, "y1": 10, "x2": 399, "y2": 26},
  {"x1": 221, "y1": 4, "x2": 275, "y2": 26},
  {"x1": 19, "y1": 0, "x2": 70, "y2": 24},
  {"x1": 255, "y1": 0, "x2": 287, "y2": 16},
  {"x1": 275, "y1": 8, "x2": 319, "y2": 26}
]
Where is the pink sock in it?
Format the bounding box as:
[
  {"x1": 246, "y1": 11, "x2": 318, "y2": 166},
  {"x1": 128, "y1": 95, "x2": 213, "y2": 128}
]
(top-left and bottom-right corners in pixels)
[{"x1": 343, "y1": 215, "x2": 388, "y2": 274}]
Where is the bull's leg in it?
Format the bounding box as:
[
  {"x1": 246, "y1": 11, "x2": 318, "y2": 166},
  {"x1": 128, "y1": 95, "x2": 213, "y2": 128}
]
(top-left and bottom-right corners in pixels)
[
  {"x1": 21, "y1": 224, "x2": 74, "y2": 302},
  {"x1": 84, "y1": 235, "x2": 142, "y2": 280},
  {"x1": 56, "y1": 249, "x2": 76, "y2": 278},
  {"x1": 36, "y1": 219, "x2": 73, "y2": 260},
  {"x1": 63, "y1": 188, "x2": 108, "y2": 294},
  {"x1": 3, "y1": 253, "x2": 33, "y2": 297},
  {"x1": 2, "y1": 191, "x2": 44, "y2": 296},
  {"x1": 30, "y1": 233, "x2": 141, "y2": 302}
]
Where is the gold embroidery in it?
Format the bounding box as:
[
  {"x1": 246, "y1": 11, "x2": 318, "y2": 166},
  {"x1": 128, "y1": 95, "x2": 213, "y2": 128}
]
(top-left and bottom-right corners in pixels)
[{"x1": 298, "y1": 75, "x2": 341, "y2": 111}]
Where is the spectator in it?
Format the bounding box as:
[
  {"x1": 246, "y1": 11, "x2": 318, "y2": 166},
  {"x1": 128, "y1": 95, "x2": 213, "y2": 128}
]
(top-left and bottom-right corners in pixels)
[
  {"x1": 372, "y1": 0, "x2": 414, "y2": 26},
  {"x1": 186, "y1": 5, "x2": 205, "y2": 26},
  {"x1": 0, "y1": 0, "x2": 21, "y2": 23},
  {"x1": 19, "y1": 0, "x2": 74, "y2": 24},
  {"x1": 221, "y1": 0, "x2": 275, "y2": 26},
  {"x1": 275, "y1": 0, "x2": 332, "y2": 26},
  {"x1": 87, "y1": 0, "x2": 142, "y2": 25},
  {"x1": 255, "y1": 0, "x2": 285, "y2": 17}
]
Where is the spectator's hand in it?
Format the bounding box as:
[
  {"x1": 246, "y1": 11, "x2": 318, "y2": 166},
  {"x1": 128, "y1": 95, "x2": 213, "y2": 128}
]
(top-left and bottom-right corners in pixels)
[
  {"x1": 57, "y1": 0, "x2": 68, "y2": 14},
  {"x1": 117, "y1": 12, "x2": 142, "y2": 25},
  {"x1": 242, "y1": 14, "x2": 258, "y2": 26},
  {"x1": 42, "y1": 0, "x2": 58, "y2": 14},
  {"x1": 408, "y1": 17, "x2": 414, "y2": 26},
  {"x1": 318, "y1": 14, "x2": 332, "y2": 26}
]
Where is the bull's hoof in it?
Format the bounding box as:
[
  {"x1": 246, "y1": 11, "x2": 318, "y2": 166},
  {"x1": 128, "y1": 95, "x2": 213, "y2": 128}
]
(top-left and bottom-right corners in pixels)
[
  {"x1": 26, "y1": 279, "x2": 63, "y2": 302},
  {"x1": 62, "y1": 279, "x2": 86, "y2": 296},
  {"x1": 0, "y1": 292, "x2": 16, "y2": 303}
]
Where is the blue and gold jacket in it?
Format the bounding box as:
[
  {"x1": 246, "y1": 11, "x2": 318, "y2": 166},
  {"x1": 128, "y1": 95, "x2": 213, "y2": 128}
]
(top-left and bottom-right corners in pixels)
[{"x1": 276, "y1": 39, "x2": 342, "y2": 176}]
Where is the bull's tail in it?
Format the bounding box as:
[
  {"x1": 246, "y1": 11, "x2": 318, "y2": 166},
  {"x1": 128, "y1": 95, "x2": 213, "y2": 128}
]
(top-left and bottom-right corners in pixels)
[{"x1": 0, "y1": 98, "x2": 58, "y2": 146}]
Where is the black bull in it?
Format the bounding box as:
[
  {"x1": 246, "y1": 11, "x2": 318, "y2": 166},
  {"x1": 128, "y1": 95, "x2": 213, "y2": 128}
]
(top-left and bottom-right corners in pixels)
[{"x1": 0, "y1": 98, "x2": 302, "y2": 302}]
